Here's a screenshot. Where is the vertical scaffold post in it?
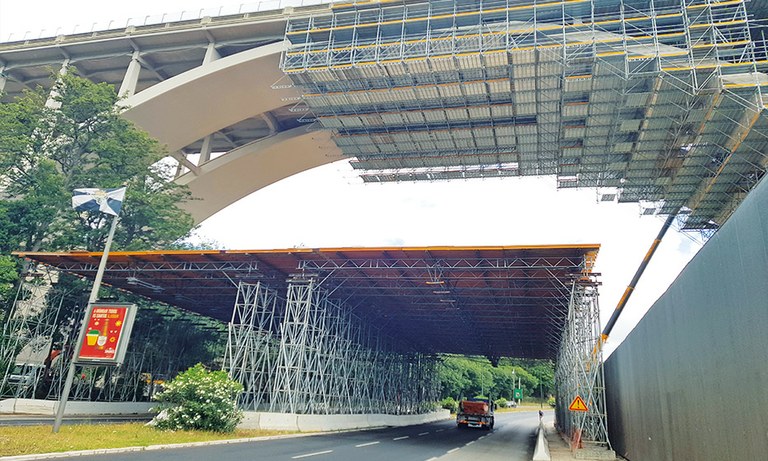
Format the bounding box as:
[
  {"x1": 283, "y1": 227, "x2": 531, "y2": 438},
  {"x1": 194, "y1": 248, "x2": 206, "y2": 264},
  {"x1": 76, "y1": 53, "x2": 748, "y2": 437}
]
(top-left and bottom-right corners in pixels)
[
  {"x1": 266, "y1": 272, "x2": 440, "y2": 416},
  {"x1": 271, "y1": 277, "x2": 317, "y2": 414},
  {"x1": 555, "y1": 278, "x2": 611, "y2": 452},
  {"x1": 224, "y1": 281, "x2": 279, "y2": 411}
]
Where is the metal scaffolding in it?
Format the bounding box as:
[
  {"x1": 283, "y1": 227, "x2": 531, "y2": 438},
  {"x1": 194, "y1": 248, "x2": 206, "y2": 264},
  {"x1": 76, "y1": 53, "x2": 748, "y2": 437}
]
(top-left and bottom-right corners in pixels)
[
  {"x1": 43, "y1": 307, "x2": 178, "y2": 403},
  {"x1": 221, "y1": 276, "x2": 442, "y2": 416},
  {"x1": 554, "y1": 279, "x2": 610, "y2": 452},
  {"x1": 266, "y1": 275, "x2": 440, "y2": 414},
  {"x1": 0, "y1": 266, "x2": 62, "y2": 399},
  {"x1": 16, "y1": 246, "x2": 600, "y2": 420},
  {"x1": 223, "y1": 281, "x2": 280, "y2": 411},
  {"x1": 0, "y1": 265, "x2": 223, "y2": 403},
  {"x1": 282, "y1": 0, "x2": 768, "y2": 230}
]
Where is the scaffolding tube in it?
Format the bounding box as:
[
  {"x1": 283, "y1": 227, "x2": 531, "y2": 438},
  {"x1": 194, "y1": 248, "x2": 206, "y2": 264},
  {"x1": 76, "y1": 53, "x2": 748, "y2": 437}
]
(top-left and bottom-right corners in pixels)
[
  {"x1": 224, "y1": 276, "x2": 441, "y2": 415},
  {"x1": 601, "y1": 213, "x2": 676, "y2": 344},
  {"x1": 554, "y1": 279, "x2": 612, "y2": 453}
]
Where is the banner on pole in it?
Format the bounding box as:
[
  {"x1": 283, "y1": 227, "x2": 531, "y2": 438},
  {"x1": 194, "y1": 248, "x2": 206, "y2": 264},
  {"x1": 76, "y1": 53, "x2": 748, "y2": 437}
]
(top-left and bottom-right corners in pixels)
[
  {"x1": 76, "y1": 303, "x2": 137, "y2": 366},
  {"x1": 72, "y1": 187, "x2": 126, "y2": 216}
]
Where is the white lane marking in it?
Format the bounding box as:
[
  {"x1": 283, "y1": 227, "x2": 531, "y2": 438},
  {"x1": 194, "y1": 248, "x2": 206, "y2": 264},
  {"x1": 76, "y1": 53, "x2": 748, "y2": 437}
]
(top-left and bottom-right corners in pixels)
[
  {"x1": 435, "y1": 429, "x2": 445, "y2": 433},
  {"x1": 393, "y1": 436, "x2": 410, "y2": 441},
  {"x1": 418, "y1": 432, "x2": 430, "y2": 436},
  {"x1": 447, "y1": 448, "x2": 460, "y2": 454},
  {"x1": 466, "y1": 441, "x2": 475, "y2": 446},
  {"x1": 426, "y1": 458, "x2": 439, "y2": 461},
  {"x1": 292, "y1": 450, "x2": 333, "y2": 459},
  {"x1": 356, "y1": 441, "x2": 380, "y2": 448}
]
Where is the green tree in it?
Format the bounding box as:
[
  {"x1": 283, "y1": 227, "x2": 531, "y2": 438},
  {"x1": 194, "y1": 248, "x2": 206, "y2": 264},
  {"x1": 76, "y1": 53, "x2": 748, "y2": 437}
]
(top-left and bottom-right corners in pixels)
[
  {"x1": 0, "y1": 72, "x2": 194, "y2": 253},
  {"x1": 529, "y1": 362, "x2": 555, "y2": 398},
  {"x1": 437, "y1": 355, "x2": 472, "y2": 398},
  {"x1": 0, "y1": 73, "x2": 209, "y2": 394},
  {"x1": 438, "y1": 356, "x2": 494, "y2": 399},
  {"x1": 437, "y1": 355, "x2": 553, "y2": 401},
  {"x1": 0, "y1": 255, "x2": 18, "y2": 308}
]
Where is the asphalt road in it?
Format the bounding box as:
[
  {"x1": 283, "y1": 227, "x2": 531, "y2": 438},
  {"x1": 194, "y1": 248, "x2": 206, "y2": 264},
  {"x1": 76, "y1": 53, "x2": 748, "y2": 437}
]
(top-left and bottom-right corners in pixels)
[{"x1": 52, "y1": 411, "x2": 542, "y2": 461}]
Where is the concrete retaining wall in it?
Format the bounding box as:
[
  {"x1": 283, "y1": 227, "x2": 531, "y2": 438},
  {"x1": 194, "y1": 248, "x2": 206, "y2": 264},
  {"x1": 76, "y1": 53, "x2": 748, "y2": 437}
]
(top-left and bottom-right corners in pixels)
[
  {"x1": 240, "y1": 410, "x2": 451, "y2": 431},
  {"x1": 604, "y1": 175, "x2": 768, "y2": 460},
  {"x1": 0, "y1": 398, "x2": 449, "y2": 432},
  {"x1": 0, "y1": 398, "x2": 153, "y2": 415}
]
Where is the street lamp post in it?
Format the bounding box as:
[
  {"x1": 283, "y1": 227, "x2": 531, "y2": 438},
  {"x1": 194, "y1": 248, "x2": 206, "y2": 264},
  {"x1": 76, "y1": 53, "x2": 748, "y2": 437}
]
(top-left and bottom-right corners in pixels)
[
  {"x1": 512, "y1": 370, "x2": 516, "y2": 406},
  {"x1": 512, "y1": 369, "x2": 522, "y2": 406}
]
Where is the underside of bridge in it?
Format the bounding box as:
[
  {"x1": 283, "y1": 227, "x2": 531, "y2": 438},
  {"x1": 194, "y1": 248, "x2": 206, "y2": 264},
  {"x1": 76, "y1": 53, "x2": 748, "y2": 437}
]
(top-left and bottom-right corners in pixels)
[
  {"x1": 283, "y1": 0, "x2": 768, "y2": 231},
  {"x1": 2, "y1": 0, "x2": 768, "y2": 228},
  {"x1": 16, "y1": 244, "x2": 608, "y2": 448}
]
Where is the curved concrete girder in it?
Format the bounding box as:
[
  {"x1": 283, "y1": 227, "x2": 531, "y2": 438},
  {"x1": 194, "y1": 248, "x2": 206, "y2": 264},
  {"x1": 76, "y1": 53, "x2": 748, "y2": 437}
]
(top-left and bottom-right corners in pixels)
[
  {"x1": 176, "y1": 127, "x2": 342, "y2": 223},
  {"x1": 121, "y1": 41, "x2": 295, "y2": 153}
]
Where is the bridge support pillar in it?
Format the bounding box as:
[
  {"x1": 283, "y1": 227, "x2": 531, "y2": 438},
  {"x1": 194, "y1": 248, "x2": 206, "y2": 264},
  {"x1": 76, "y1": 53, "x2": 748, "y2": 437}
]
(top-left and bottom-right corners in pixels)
[
  {"x1": 118, "y1": 51, "x2": 142, "y2": 98},
  {"x1": 199, "y1": 135, "x2": 214, "y2": 164},
  {"x1": 0, "y1": 67, "x2": 6, "y2": 93},
  {"x1": 44, "y1": 60, "x2": 70, "y2": 109},
  {"x1": 203, "y1": 43, "x2": 220, "y2": 65}
]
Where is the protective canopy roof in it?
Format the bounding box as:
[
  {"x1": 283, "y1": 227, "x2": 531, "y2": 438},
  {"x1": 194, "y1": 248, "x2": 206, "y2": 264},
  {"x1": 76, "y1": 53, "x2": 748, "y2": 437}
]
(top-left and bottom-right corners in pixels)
[{"x1": 16, "y1": 244, "x2": 599, "y2": 359}]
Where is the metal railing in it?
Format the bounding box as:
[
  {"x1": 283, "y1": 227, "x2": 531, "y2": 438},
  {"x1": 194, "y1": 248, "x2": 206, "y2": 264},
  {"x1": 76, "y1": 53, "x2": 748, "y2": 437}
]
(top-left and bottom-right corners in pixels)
[{"x1": 1, "y1": 0, "x2": 340, "y2": 43}]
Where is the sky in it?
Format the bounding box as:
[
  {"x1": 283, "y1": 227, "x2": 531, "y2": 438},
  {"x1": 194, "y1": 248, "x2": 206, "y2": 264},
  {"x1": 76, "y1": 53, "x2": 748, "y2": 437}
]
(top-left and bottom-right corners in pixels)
[{"x1": 0, "y1": 0, "x2": 704, "y2": 356}]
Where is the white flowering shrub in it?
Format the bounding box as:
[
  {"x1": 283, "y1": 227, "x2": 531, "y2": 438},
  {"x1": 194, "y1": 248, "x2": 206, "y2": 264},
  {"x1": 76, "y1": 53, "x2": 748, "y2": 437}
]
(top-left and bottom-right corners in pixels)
[{"x1": 150, "y1": 363, "x2": 243, "y2": 432}]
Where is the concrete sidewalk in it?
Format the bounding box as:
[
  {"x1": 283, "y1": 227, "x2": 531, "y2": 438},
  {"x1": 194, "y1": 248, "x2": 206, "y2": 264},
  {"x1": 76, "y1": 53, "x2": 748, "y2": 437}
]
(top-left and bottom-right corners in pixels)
[{"x1": 543, "y1": 423, "x2": 617, "y2": 461}]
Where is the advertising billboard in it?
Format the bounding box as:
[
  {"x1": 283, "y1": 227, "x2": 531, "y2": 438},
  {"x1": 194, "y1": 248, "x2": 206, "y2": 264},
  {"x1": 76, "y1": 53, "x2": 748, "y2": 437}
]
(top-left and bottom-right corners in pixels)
[{"x1": 75, "y1": 303, "x2": 137, "y2": 366}]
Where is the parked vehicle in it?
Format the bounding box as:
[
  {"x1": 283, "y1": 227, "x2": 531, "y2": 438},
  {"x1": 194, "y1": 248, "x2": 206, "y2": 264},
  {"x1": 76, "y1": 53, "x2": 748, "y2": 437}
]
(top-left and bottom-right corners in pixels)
[
  {"x1": 7, "y1": 363, "x2": 44, "y2": 387},
  {"x1": 456, "y1": 398, "x2": 494, "y2": 430}
]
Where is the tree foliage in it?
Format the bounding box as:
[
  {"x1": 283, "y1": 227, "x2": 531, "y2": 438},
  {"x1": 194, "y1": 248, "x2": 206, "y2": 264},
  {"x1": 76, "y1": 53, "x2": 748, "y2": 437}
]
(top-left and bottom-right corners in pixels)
[
  {"x1": 0, "y1": 255, "x2": 19, "y2": 308},
  {"x1": 0, "y1": 73, "x2": 214, "y2": 383},
  {"x1": 0, "y1": 72, "x2": 194, "y2": 253},
  {"x1": 437, "y1": 355, "x2": 554, "y2": 401}
]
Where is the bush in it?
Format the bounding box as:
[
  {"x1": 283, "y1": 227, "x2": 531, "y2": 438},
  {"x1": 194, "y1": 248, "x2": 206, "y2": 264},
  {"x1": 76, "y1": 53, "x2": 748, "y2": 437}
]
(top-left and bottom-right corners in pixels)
[
  {"x1": 150, "y1": 363, "x2": 243, "y2": 432},
  {"x1": 440, "y1": 396, "x2": 458, "y2": 413},
  {"x1": 494, "y1": 397, "x2": 508, "y2": 409}
]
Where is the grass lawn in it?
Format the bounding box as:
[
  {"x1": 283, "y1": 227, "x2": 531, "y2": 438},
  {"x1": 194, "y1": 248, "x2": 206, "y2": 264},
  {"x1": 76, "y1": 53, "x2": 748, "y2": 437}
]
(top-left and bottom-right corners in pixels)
[
  {"x1": 0, "y1": 423, "x2": 292, "y2": 457},
  {"x1": 495, "y1": 402, "x2": 552, "y2": 413}
]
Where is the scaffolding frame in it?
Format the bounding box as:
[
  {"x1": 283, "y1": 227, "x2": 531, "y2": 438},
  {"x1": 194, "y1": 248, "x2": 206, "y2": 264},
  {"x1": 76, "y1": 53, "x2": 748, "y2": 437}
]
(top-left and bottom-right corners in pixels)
[
  {"x1": 554, "y1": 279, "x2": 610, "y2": 452},
  {"x1": 14, "y1": 246, "x2": 601, "y2": 424},
  {"x1": 266, "y1": 275, "x2": 440, "y2": 415},
  {"x1": 0, "y1": 266, "x2": 62, "y2": 399},
  {"x1": 0, "y1": 265, "x2": 219, "y2": 403},
  {"x1": 223, "y1": 281, "x2": 280, "y2": 411},
  {"x1": 283, "y1": 0, "x2": 768, "y2": 230}
]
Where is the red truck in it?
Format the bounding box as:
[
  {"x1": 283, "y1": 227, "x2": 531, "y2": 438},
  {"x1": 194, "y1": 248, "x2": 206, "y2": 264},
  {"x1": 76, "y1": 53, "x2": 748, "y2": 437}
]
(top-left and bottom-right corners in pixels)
[{"x1": 456, "y1": 398, "x2": 495, "y2": 430}]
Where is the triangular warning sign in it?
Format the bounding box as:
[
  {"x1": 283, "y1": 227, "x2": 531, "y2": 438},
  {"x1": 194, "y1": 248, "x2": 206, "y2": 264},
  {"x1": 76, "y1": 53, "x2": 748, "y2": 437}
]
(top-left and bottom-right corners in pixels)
[{"x1": 569, "y1": 395, "x2": 589, "y2": 412}]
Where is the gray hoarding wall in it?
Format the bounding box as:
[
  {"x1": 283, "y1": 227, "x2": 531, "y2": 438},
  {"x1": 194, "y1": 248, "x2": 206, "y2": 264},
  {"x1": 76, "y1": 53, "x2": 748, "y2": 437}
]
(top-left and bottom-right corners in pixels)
[{"x1": 604, "y1": 177, "x2": 768, "y2": 461}]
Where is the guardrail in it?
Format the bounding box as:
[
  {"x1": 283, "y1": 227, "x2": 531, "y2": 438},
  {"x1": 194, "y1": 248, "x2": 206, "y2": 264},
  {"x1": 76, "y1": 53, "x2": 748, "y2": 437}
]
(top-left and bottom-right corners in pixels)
[
  {"x1": 2, "y1": 0, "x2": 338, "y2": 43},
  {"x1": 532, "y1": 420, "x2": 551, "y2": 461}
]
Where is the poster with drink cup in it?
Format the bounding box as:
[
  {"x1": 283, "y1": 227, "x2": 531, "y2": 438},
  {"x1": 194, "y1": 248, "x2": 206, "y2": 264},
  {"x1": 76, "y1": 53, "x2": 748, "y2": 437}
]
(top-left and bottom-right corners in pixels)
[{"x1": 76, "y1": 303, "x2": 137, "y2": 366}]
